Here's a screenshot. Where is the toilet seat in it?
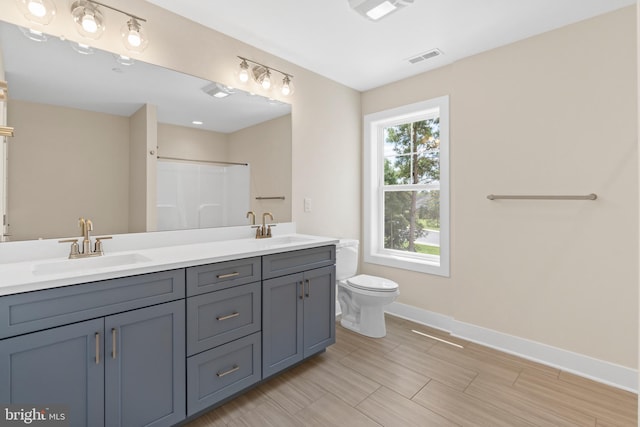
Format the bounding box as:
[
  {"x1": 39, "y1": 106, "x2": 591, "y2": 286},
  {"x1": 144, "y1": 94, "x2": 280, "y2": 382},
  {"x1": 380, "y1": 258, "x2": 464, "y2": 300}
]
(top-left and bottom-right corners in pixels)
[{"x1": 346, "y1": 274, "x2": 399, "y2": 293}]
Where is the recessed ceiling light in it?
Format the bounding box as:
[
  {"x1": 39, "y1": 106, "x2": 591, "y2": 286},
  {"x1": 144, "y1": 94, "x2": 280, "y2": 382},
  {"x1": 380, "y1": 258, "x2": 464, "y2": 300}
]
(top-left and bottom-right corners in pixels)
[
  {"x1": 192, "y1": 120, "x2": 203, "y2": 125},
  {"x1": 348, "y1": 0, "x2": 413, "y2": 21},
  {"x1": 366, "y1": 1, "x2": 396, "y2": 20}
]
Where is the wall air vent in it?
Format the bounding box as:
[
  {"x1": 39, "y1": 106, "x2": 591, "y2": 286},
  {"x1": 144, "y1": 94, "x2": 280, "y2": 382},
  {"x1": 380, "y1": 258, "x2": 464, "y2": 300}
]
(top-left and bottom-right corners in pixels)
[{"x1": 407, "y1": 48, "x2": 443, "y2": 64}]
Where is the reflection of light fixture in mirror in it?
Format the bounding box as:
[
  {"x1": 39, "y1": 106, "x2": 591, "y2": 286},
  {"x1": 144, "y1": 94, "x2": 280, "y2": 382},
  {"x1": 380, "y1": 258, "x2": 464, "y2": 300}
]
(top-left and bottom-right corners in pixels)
[
  {"x1": 202, "y1": 83, "x2": 236, "y2": 99},
  {"x1": 71, "y1": 42, "x2": 95, "y2": 55},
  {"x1": 71, "y1": 0, "x2": 105, "y2": 39},
  {"x1": 15, "y1": 0, "x2": 57, "y2": 25},
  {"x1": 348, "y1": 0, "x2": 413, "y2": 21},
  {"x1": 18, "y1": 26, "x2": 48, "y2": 42},
  {"x1": 115, "y1": 54, "x2": 134, "y2": 66},
  {"x1": 236, "y1": 56, "x2": 295, "y2": 97},
  {"x1": 192, "y1": 121, "x2": 203, "y2": 125},
  {"x1": 121, "y1": 18, "x2": 148, "y2": 52}
]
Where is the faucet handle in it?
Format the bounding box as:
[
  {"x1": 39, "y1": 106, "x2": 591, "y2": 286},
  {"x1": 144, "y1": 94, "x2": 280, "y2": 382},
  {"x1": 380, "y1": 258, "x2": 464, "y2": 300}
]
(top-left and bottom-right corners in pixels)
[
  {"x1": 266, "y1": 224, "x2": 276, "y2": 237},
  {"x1": 59, "y1": 238, "x2": 80, "y2": 258},
  {"x1": 94, "y1": 236, "x2": 112, "y2": 254},
  {"x1": 251, "y1": 225, "x2": 262, "y2": 238}
]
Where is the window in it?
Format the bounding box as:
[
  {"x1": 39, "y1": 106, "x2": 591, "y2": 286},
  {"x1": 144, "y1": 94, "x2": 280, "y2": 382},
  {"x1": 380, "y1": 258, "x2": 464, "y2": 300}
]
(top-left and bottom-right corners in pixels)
[{"x1": 364, "y1": 96, "x2": 449, "y2": 276}]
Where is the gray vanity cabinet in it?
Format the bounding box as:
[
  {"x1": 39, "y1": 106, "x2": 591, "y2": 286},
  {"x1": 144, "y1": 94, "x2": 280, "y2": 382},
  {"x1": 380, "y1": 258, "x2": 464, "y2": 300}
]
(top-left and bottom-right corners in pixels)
[
  {"x1": 185, "y1": 259, "x2": 262, "y2": 416},
  {"x1": 0, "y1": 270, "x2": 186, "y2": 427},
  {"x1": 262, "y1": 246, "x2": 336, "y2": 379},
  {"x1": 105, "y1": 300, "x2": 186, "y2": 427},
  {"x1": 0, "y1": 318, "x2": 105, "y2": 427}
]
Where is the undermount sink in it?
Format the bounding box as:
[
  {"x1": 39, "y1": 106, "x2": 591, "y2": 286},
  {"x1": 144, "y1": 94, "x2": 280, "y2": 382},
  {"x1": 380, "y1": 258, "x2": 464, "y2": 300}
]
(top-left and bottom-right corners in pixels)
[{"x1": 31, "y1": 253, "x2": 152, "y2": 276}]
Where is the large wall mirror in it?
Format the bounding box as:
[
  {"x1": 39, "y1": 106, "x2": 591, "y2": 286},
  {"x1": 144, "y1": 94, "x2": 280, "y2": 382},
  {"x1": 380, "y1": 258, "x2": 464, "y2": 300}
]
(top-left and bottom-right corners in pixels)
[{"x1": 0, "y1": 20, "x2": 292, "y2": 242}]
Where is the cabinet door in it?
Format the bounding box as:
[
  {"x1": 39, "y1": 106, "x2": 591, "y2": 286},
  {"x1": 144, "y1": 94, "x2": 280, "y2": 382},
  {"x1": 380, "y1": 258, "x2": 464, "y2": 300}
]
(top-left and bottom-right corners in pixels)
[
  {"x1": 262, "y1": 272, "x2": 303, "y2": 378},
  {"x1": 0, "y1": 318, "x2": 105, "y2": 427},
  {"x1": 303, "y1": 265, "x2": 336, "y2": 357},
  {"x1": 105, "y1": 300, "x2": 186, "y2": 427}
]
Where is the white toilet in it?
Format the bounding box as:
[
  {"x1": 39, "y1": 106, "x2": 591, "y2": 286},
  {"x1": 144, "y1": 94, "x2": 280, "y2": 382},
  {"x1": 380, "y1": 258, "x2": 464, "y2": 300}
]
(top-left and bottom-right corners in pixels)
[{"x1": 336, "y1": 239, "x2": 399, "y2": 338}]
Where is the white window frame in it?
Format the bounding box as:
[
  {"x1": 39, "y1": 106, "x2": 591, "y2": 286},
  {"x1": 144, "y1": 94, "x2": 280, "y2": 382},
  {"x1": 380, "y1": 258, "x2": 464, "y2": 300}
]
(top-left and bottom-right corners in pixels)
[{"x1": 363, "y1": 96, "x2": 450, "y2": 276}]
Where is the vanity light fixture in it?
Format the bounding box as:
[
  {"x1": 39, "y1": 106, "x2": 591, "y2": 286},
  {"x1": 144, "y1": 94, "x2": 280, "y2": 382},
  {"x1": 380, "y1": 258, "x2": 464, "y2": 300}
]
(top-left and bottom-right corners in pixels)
[
  {"x1": 236, "y1": 56, "x2": 294, "y2": 97},
  {"x1": 67, "y1": 0, "x2": 148, "y2": 52},
  {"x1": 71, "y1": 0, "x2": 105, "y2": 39},
  {"x1": 15, "y1": 0, "x2": 56, "y2": 25},
  {"x1": 348, "y1": 0, "x2": 414, "y2": 21}
]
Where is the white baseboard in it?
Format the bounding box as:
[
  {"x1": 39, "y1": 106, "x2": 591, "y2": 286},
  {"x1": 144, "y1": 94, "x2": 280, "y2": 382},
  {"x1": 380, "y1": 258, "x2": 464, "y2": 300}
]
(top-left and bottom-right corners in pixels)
[{"x1": 385, "y1": 302, "x2": 638, "y2": 393}]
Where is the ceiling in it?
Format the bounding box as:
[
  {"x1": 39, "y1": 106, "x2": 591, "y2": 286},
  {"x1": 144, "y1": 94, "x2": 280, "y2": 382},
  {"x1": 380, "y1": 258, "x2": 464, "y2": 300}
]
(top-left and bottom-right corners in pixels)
[{"x1": 145, "y1": 0, "x2": 636, "y2": 92}]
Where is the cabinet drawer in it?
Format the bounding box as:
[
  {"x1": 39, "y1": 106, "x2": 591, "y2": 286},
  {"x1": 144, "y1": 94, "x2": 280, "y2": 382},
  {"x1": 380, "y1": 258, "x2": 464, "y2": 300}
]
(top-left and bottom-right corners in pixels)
[
  {"x1": 262, "y1": 245, "x2": 336, "y2": 279},
  {"x1": 186, "y1": 257, "x2": 261, "y2": 296},
  {"x1": 187, "y1": 332, "x2": 261, "y2": 416},
  {"x1": 187, "y1": 282, "x2": 261, "y2": 356},
  {"x1": 0, "y1": 269, "x2": 185, "y2": 339}
]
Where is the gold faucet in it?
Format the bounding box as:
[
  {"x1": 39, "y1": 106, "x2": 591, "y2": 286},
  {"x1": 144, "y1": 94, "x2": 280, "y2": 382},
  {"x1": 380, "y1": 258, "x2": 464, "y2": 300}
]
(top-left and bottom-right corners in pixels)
[
  {"x1": 59, "y1": 217, "x2": 112, "y2": 259},
  {"x1": 252, "y1": 212, "x2": 276, "y2": 239},
  {"x1": 246, "y1": 211, "x2": 256, "y2": 225}
]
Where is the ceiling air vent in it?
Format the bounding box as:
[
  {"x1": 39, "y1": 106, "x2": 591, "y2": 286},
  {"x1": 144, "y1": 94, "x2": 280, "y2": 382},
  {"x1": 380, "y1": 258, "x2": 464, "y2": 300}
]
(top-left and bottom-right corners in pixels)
[{"x1": 407, "y1": 48, "x2": 443, "y2": 64}]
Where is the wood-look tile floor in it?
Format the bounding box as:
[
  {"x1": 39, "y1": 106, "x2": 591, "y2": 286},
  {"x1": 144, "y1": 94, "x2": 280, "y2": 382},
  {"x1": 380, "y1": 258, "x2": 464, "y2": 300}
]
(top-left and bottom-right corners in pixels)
[{"x1": 184, "y1": 315, "x2": 637, "y2": 426}]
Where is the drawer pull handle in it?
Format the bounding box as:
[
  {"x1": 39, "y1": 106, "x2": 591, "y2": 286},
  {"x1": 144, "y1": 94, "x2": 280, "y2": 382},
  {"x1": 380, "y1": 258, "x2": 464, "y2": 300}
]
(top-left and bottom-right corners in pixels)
[
  {"x1": 216, "y1": 312, "x2": 240, "y2": 321},
  {"x1": 305, "y1": 279, "x2": 311, "y2": 298},
  {"x1": 299, "y1": 281, "x2": 304, "y2": 299},
  {"x1": 111, "y1": 328, "x2": 117, "y2": 359},
  {"x1": 95, "y1": 332, "x2": 100, "y2": 364},
  {"x1": 217, "y1": 272, "x2": 240, "y2": 279},
  {"x1": 217, "y1": 365, "x2": 240, "y2": 378}
]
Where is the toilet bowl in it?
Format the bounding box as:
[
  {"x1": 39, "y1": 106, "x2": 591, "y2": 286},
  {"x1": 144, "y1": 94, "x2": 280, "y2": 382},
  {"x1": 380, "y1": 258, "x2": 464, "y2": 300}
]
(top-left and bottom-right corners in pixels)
[{"x1": 336, "y1": 240, "x2": 399, "y2": 338}]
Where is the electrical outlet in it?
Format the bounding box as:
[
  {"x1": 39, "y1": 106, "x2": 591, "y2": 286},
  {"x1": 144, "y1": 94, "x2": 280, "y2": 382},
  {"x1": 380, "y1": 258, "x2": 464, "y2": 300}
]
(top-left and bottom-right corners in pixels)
[{"x1": 304, "y1": 198, "x2": 312, "y2": 212}]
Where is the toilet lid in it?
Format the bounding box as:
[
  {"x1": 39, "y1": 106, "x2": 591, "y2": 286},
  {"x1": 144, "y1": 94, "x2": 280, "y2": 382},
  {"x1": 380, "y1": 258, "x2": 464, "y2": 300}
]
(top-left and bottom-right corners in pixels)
[{"x1": 346, "y1": 274, "x2": 399, "y2": 292}]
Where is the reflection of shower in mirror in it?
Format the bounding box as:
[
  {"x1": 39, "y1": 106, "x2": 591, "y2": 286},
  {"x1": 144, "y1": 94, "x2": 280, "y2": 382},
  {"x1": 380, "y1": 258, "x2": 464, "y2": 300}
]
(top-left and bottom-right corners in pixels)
[{"x1": 157, "y1": 161, "x2": 250, "y2": 231}]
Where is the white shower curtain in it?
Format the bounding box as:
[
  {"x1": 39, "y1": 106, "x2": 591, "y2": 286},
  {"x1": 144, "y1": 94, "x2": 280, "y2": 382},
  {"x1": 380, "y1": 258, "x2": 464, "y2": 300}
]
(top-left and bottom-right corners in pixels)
[{"x1": 157, "y1": 161, "x2": 250, "y2": 231}]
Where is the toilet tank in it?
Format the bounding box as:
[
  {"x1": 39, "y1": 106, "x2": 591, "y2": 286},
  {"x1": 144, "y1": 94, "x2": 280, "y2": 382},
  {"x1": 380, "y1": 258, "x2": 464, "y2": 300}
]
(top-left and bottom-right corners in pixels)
[{"x1": 336, "y1": 239, "x2": 359, "y2": 280}]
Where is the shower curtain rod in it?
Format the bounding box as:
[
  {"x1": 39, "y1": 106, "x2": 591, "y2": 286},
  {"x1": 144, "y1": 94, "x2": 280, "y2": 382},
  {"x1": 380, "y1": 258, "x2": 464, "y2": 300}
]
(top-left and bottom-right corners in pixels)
[{"x1": 157, "y1": 155, "x2": 248, "y2": 166}]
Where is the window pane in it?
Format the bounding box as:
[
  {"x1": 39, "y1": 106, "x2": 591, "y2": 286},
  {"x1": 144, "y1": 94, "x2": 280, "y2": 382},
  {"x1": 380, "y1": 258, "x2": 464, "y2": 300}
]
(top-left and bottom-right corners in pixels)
[
  {"x1": 384, "y1": 119, "x2": 440, "y2": 185},
  {"x1": 384, "y1": 190, "x2": 440, "y2": 256}
]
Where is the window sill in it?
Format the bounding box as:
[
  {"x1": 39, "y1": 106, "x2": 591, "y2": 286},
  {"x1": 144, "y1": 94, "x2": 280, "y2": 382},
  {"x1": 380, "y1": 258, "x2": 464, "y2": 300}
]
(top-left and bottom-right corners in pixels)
[{"x1": 364, "y1": 251, "x2": 449, "y2": 277}]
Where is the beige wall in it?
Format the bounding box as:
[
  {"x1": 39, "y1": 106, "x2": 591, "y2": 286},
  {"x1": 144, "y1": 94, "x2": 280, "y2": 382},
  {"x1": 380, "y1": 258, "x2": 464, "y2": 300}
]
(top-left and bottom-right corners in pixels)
[
  {"x1": 158, "y1": 123, "x2": 228, "y2": 162},
  {"x1": 7, "y1": 100, "x2": 130, "y2": 239},
  {"x1": 362, "y1": 7, "x2": 638, "y2": 368},
  {"x1": 228, "y1": 115, "x2": 292, "y2": 223},
  {"x1": 128, "y1": 104, "x2": 157, "y2": 233}
]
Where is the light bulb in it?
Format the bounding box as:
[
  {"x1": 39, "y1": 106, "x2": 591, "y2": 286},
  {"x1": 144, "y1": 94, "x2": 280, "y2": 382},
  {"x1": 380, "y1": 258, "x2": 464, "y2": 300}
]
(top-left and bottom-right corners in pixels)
[
  {"x1": 27, "y1": 0, "x2": 46, "y2": 17},
  {"x1": 71, "y1": 1, "x2": 104, "y2": 39},
  {"x1": 81, "y1": 12, "x2": 98, "y2": 33},
  {"x1": 18, "y1": 0, "x2": 56, "y2": 25},
  {"x1": 237, "y1": 59, "x2": 250, "y2": 84},
  {"x1": 239, "y1": 69, "x2": 249, "y2": 83},
  {"x1": 281, "y1": 76, "x2": 292, "y2": 96},
  {"x1": 261, "y1": 70, "x2": 272, "y2": 90},
  {"x1": 127, "y1": 30, "x2": 142, "y2": 47},
  {"x1": 121, "y1": 18, "x2": 148, "y2": 52}
]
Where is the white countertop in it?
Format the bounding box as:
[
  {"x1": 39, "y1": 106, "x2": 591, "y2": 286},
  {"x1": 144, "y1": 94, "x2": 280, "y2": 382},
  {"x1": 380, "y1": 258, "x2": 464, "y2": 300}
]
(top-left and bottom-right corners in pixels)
[{"x1": 0, "y1": 229, "x2": 338, "y2": 296}]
